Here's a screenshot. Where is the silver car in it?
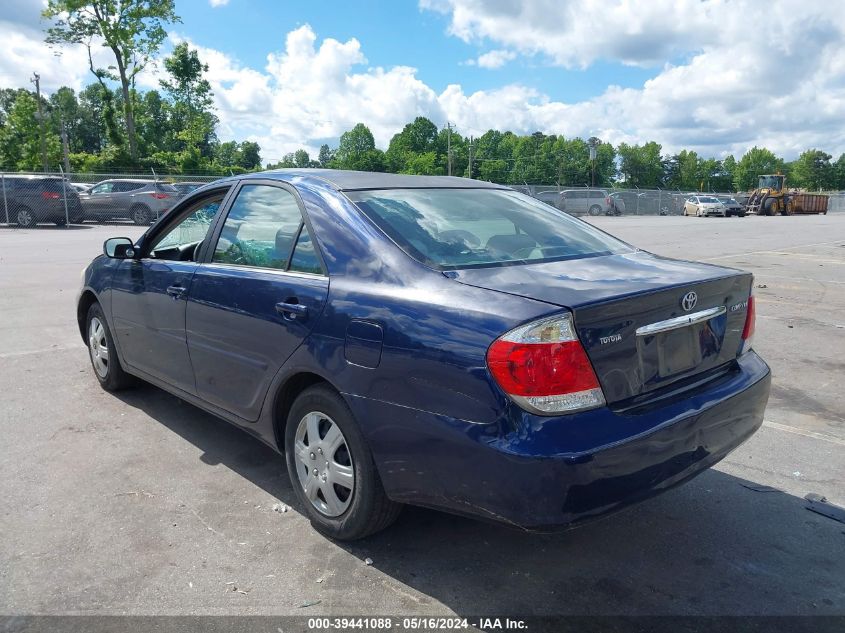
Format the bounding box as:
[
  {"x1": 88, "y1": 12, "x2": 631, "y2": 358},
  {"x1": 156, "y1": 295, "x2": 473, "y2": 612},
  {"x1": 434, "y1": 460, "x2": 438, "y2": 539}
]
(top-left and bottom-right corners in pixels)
[
  {"x1": 79, "y1": 179, "x2": 179, "y2": 224},
  {"x1": 559, "y1": 189, "x2": 611, "y2": 216},
  {"x1": 683, "y1": 195, "x2": 726, "y2": 217}
]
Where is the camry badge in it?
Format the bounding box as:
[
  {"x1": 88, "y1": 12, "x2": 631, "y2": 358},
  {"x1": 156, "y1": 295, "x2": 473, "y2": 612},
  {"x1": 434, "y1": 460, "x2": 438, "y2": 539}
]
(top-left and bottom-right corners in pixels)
[{"x1": 681, "y1": 291, "x2": 698, "y2": 311}]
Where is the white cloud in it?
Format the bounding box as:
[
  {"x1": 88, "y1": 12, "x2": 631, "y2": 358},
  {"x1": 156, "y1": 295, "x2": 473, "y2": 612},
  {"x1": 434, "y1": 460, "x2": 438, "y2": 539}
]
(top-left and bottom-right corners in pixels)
[
  {"x1": 209, "y1": 0, "x2": 230, "y2": 7},
  {"x1": 1, "y1": 0, "x2": 844, "y2": 163},
  {"x1": 421, "y1": 0, "x2": 845, "y2": 157},
  {"x1": 475, "y1": 49, "x2": 515, "y2": 69}
]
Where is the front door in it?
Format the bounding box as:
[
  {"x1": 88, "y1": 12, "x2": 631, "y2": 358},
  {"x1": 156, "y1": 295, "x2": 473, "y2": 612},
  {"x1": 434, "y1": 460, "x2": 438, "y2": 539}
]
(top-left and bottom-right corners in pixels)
[
  {"x1": 83, "y1": 182, "x2": 116, "y2": 219},
  {"x1": 110, "y1": 193, "x2": 223, "y2": 394},
  {"x1": 186, "y1": 182, "x2": 329, "y2": 421}
]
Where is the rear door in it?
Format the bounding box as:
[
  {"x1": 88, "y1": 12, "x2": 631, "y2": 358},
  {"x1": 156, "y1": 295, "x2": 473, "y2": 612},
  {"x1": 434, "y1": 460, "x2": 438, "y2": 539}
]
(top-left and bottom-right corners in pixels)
[{"x1": 186, "y1": 180, "x2": 329, "y2": 421}]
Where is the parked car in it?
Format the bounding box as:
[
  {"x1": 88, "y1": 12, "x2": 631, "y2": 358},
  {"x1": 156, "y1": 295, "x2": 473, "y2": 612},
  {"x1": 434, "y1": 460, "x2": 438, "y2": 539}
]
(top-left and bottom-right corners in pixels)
[
  {"x1": 606, "y1": 192, "x2": 625, "y2": 215},
  {"x1": 79, "y1": 179, "x2": 179, "y2": 224},
  {"x1": 69, "y1": 182, "x2": 92, "y2": 193},
  {"x1": 684, "y1": 195, "x2": 727, "y2": 217},
  {"x1": 559, "y1": 189, "x2": 611, "y2": 215},
  {"x1": 171, "y1": 181, "x2": 209, "y2": 197},
  {"x1": 717, "y1": 196, "x2": 746, "y2": 217},
  {"x1": 78, "y1": 170, "x2": 770, "y2": 540},
  {"x1": 1, "y1": 175, "x2": 84, "y2": 227},
  {"x1": 533, "y1": 189, "x2": 564, "y2": 209}
]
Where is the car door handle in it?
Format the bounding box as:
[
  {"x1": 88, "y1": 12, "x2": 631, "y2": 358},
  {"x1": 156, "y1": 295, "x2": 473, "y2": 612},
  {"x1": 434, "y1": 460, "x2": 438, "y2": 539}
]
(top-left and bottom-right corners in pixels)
[
  {"x1": 275, "y1": 301, "x2": 308, "y2": 319},
  {"x1": 166, "y1": 285, "x2": 187, "y2": 298}
]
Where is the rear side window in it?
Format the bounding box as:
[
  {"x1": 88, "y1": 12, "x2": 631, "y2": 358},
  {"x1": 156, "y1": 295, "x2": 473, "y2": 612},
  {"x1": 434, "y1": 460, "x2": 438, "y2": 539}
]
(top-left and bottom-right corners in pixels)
[
  {"x1": 213, "y1": 184, "x2": 303, "y2": 270},
  {"x1": 349, "y1": 188, "x2": 632, "y2": 270},
  {"x1": 288, "y1": 226, "x2": 324, "y2": 275}
]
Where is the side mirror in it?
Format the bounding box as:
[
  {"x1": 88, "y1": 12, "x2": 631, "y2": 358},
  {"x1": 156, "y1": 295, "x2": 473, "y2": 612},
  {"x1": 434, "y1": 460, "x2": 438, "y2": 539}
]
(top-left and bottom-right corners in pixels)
[{"x1": 104, "y1": 237, "x2": 136, "y2": 259}]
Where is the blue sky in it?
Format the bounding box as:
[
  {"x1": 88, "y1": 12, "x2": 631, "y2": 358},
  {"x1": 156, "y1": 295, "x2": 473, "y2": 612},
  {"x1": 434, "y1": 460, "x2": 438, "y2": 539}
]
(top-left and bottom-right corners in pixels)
[
  {"x1": 1, "y1": 0, "x2": 844, "y2": 161},
  {"x1": 178, "y1": 0, "x2": 655, "y2": 104}
]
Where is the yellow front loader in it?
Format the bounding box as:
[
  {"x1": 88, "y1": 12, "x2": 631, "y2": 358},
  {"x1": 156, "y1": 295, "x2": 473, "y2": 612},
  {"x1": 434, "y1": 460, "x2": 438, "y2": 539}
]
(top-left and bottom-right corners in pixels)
[{"x1": 745, "y1": 174, "x2": 828, "y2": 215}]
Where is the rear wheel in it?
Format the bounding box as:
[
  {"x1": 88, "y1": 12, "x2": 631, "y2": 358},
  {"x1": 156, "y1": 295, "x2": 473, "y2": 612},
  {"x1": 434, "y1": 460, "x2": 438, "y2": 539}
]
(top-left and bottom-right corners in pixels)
[
  {"x1": 285, "y1": 384, "x2": 401, "y2": 540},
  {"x1": 130, "y1": 204, "x2": 152, "y2": 225},
  {"x1": 86, "y1": 303, "x2": 134, "y2": 392},
  {"x1": 588, "y1": 205, "x2": 602, "y2": 216},
  {"x1": 16, "y1": 207, "x2": 36, "y2": 228}
]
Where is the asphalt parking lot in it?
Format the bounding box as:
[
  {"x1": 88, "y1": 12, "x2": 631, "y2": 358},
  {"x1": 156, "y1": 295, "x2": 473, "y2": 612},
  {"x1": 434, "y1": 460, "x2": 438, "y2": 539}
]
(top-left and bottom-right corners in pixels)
[{"x1": 1, "y1": 215, "x2": 843, "y2": 617}]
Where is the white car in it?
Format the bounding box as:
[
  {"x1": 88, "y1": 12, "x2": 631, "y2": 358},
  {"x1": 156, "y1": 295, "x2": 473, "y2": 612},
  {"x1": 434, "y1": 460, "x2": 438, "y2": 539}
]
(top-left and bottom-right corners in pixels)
[{"x1": 683, "y1": 195, "x2": 726, "y2": 217}]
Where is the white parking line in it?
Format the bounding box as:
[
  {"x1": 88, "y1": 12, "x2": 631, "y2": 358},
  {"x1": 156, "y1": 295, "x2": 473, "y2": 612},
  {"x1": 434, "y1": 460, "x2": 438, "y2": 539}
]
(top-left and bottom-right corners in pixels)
[
  {"x1": 0, "y1": 345, "x2": 78, "y2": 359},
  {"x1": 763, "y1": 420, "x2": 845, "y2": 446},
  {"x1": 703, "y1": 240, "x2": 845, "y2": 261}
]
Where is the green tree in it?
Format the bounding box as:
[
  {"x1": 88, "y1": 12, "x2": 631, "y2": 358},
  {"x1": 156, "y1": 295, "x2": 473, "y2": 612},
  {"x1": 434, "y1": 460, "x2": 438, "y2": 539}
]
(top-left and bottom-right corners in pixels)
[
  {"x1": 617, "y1": 142, "x2": 663, "y2": 188},
  {"x1": 238, "y1": 141, "x2": 261, "y2": 170},
  {"x1": 734, "y1": 147, "x2": 784, "y2": 191},
  {"x1": 43, "y1": 0, "x2": 180, "y2": 163},
  {"x1": 318, "y1": 144, "x2": 333, "y2": 168},
  {"x1": 159, "y1": 42, "x2": 217, "y2": 161},
  {"x1": 791, "y1": 149, "x2": 834, "y2": 191},
  {"x1": 333, "y1": 123, "x2": 384, "y2": 171},
  {"x1": 385, "y1": 116, "x2": 439, "y2": 172},
  {"x1": 834, "y1": 153, "x2": 845, "y2": 190},
  {"x1": 0, "y1": 91, "x2": 61, "y2": 169}
]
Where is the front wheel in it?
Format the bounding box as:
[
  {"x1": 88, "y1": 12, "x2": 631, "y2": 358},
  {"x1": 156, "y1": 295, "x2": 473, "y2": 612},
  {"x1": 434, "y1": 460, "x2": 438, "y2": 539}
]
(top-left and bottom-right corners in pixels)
[
  {"x1": 285, "y1": 384, "x2": 401, "y2": 540},
  {"x1": 588, "y1": 205, "x2": 602, "y2": 216},
  {"x1": 86, "y1": 303, "x2": 135, "y2": 391}
]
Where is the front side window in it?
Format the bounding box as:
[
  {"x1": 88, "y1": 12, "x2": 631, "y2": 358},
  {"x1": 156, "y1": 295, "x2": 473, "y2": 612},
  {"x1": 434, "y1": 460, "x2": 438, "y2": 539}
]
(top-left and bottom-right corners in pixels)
[
  {"x1": 213, "y1": 184, "x2": 303, "y2": 270},
  {"x1": 91, "y1": 183, "x2": 114, "y2": 195},
  {"x1": 148, "y1": 195, "x2": 223, "y2": 260},
  {"x1": 349, "y1": 188, "x2": 633, "y2": 270}
]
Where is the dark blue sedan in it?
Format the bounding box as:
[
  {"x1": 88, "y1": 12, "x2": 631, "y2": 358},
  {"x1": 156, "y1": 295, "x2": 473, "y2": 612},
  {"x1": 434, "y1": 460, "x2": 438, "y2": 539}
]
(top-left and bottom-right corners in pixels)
[{"x1": 77, "y1": 171, "x2": 770, "y2": 540}]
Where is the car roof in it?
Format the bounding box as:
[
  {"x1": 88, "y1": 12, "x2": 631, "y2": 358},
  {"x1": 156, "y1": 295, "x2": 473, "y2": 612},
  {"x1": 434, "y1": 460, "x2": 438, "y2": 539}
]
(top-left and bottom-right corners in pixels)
[{"x1": 253, "y1": 169, "x2": 508, "y2": 192}]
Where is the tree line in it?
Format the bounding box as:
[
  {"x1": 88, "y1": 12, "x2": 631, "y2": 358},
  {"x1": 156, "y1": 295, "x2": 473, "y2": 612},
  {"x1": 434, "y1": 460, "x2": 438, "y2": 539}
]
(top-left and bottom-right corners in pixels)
[
  {"x1": 271, "y1": 120, "x2": 845, "y2": 192},
  {"x1": 1, "y1": 0, "x2": 843, "y2": 193}
]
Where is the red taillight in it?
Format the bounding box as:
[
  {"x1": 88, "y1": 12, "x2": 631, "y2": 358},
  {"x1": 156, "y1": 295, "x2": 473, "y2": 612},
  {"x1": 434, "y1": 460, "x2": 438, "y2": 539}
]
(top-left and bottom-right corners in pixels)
[
  {"x1": 742, "y1": 295, "x2": 755, "y2": 340},
  {"x1": 486, "y1": 313, "x2": 605, "y2": 415},
  {"x1": 41, "y1": 191, "x2": 60, "y2": 200},
  {"x1": 150, "y1": 192, "x2": 170, "y2": 199}
]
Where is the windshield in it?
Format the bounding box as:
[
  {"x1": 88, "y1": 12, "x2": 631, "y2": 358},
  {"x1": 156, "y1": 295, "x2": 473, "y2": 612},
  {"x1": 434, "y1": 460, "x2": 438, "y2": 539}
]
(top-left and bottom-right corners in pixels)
[
  {"x1": 699, "y1": 196, "x2": 720, "y2": 203},
  {"x1": 348, "y1": 188, "x2": 633, "y2": 270}
]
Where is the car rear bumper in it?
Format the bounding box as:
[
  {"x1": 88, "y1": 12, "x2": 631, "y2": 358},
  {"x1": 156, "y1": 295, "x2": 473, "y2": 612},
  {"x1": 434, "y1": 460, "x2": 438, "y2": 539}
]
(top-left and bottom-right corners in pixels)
[{"x1": 348, "y1": 351, "x2": 770, "y2": 529}]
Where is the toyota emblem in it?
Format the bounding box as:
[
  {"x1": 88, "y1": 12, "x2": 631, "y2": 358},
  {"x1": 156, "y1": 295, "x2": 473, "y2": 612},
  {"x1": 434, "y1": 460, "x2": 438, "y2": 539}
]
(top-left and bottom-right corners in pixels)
[{"x1": 681, "y1": 291, "x2": 698, "y2": 311}]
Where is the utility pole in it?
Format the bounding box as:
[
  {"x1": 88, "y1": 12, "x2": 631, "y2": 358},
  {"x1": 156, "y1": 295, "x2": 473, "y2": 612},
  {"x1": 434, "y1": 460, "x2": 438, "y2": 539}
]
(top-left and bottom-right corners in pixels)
[
  {"x1": 467, "y1": 136, "x2": 473, "y2": 179},
  {"x1": 446, "y1": 122, "x2": 454, "y2": 177},
  {"x1": 31, "y1": 73, "x2": 48, "y2": 172},
  {"x1": 588, "y1": 137, "x2": 597, "y2": 188},
  {"x1": 60, "y1": 116, "x2": 71, "y2": 175}
]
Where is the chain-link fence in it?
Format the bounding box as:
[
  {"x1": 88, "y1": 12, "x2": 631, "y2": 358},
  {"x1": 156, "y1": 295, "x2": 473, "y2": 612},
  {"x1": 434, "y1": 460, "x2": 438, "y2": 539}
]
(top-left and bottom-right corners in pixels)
[
  {"x1": 0, "y1": 170, "x2": 226, "y2": 227},
  {"x1": 0, "y1": 170, "x2": 842, "y2": 227}
]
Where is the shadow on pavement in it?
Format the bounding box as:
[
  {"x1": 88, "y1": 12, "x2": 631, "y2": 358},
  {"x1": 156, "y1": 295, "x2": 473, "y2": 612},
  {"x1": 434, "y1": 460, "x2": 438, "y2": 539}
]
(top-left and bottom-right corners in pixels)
[{"x1": 114, "y1": 382, "x2": 845, "y2": 617}]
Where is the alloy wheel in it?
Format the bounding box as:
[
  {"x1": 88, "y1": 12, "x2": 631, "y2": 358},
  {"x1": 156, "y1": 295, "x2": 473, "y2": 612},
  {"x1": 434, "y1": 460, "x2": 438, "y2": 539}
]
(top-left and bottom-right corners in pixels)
[
  {"x1": 293, "y1": 411, "x2": 355, "y2": 517},
  {"x1": 88, "y1": 317, "x2": 109, "y2": 378},
  {"x1": 17, "y1": 208, "x2": 34, "y2": 226}
]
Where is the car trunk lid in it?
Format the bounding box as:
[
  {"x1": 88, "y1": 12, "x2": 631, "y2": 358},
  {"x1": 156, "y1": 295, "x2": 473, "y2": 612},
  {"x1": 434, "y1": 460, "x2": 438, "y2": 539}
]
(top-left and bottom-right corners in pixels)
[{"x1": 452, "y1": 251, "x2": 753, "y2": 404}]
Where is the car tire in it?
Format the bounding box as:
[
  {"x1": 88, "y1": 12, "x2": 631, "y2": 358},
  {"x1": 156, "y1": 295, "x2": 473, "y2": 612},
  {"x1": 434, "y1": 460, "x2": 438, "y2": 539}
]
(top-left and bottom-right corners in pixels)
[
  {"x1": 55, "y1": 218, "x2": 67, "y2": 227},
  {"x1": 15, "y1": 206, "x2": 36, "y2": 228},
  {"x1": 130, "y1": 204, "x2": 152, "y2": 225},
  {"x1": 588, "y1": 205, "x2": 602, "y2": 216},
  {"x1": 285, "y1": 384, "x2": 402, "y2": 540},
  {"x1": 86, "y1": 302, "x2": 135, "y2": 392}
]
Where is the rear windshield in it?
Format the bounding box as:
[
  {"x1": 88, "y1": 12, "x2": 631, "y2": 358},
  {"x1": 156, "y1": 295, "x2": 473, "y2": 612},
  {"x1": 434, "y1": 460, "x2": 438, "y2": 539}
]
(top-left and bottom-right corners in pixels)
[
  {"x1": 348, "y1": 188, "x2": 633, "y2": 270},
  {"x1": 156, "y1": 183, "x2": 179, "y2": 193}
]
